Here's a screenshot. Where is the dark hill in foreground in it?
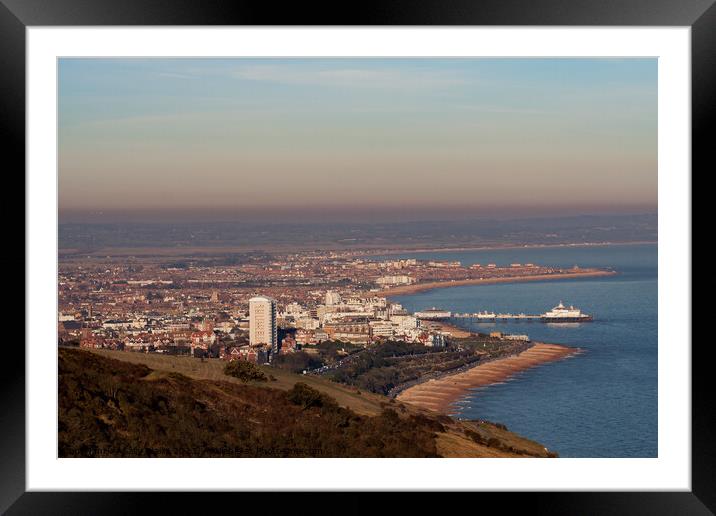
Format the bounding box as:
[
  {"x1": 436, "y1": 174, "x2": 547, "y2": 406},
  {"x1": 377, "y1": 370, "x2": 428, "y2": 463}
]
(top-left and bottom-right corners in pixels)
[{"x1": 59, "y1": 348, "x2": 556, "y2": 458}]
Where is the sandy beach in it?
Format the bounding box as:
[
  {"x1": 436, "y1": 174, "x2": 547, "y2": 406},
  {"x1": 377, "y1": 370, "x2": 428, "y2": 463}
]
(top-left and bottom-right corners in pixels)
[
  {"x1": 396, "y1": 343, "x2": 579, "y2": 414},
  {"x1": 382, "y1": 270, "x2": 615, "y2": 296}
]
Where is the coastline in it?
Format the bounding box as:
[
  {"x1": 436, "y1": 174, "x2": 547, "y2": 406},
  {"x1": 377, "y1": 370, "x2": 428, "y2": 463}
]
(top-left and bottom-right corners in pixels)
[
  {"x1": 396, "y1": 342, "x2": 579, "y2": 414},
  {"x1": 382, "y1": 269, "x2": 616, "y2": 297},
  {"x1": 356, "y1": 240, "x2": 657, "y2": 257}
]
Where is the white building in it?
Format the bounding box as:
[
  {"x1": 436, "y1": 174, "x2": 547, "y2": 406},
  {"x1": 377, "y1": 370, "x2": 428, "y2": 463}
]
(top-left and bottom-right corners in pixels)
[
  {"x1": 376, "y1": 275, "x2": 414, "y2": 286},
  {"x1": 369, "y1": 320, "x2": 396, "y2": 338},
  {"x1": 504, "y1": 334, "x2": 530, "y2": 342},
  {"x1": 425, "y1": 333, "x2": 446, "y2": 348},
  {"x1": 284, "y1": 302, "x2": 304, "y2": 315},
  {"x1": 295, "y1": 317, "x2": 320, "y2": 330},
  {"x1": 321, "y1": 310, "x2": 374, "y2": 324},
  {"x1": 390, "y1": 315, "x2": 419, "y2": 331},
  {"x1": 249, "y1": 296, "x2": 277, "y2": 352},
  {"x1": 325, "y1": 291, "x2": 342, "y2": 306},
  {"x1": 414, "y1": 308, "x2": 451, "y2": 319}
]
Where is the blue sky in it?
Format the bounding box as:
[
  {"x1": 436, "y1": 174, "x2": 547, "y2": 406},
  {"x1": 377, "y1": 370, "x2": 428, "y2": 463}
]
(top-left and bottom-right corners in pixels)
[{"x1": 59, "y1": 58, "x2": 657, "y2": 221}]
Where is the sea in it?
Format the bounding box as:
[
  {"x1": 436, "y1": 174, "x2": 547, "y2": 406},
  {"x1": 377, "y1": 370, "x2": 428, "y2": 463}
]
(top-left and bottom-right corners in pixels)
[{"x1": 375, "y1": 243, "x2": 657, "y2": 458}]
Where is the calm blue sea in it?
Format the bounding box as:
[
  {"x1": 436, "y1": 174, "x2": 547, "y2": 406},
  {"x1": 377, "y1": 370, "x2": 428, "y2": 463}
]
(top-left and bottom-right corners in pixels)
[{"x1": 377, "y1": 244, "x2": 657, "y2": 458}]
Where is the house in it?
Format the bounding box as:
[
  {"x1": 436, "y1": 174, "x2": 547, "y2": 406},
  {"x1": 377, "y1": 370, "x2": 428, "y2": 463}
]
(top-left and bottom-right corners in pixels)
[
  {"x1": 190, "y1": 330, "x2": 216, "y2": 350},
  {"x1": 280, "y1": 335, "x2": 298, "y2": 354},
  {"x1": 221, "y1": 344, "x2": 269, "y2": 364}
]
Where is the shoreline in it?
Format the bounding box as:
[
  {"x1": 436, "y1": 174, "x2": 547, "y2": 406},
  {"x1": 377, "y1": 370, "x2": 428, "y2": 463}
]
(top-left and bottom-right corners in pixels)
[
  {"x1": 396, "y1": 342, "x2": 579, "y2": 414},
  {"x1": 357, "y1": 240, "x2": 657, "y2": 258},
  {"x1": 382, "y1": 269, "x2": 616, "y2": 297}
]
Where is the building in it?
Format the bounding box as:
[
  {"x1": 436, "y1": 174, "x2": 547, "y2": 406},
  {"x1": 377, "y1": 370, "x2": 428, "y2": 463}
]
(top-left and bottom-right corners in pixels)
[
  {"x1": 390, "y1": 314, "x2": 418, "y2": 331},
  {"x1": 280, "y1": 335, "x2": 298, "y2": 353},
  {"x1": 376, "y1": 275, "x2": 414, "y2": 286},
  {"x1": 323, "y1": 317, "x2": 371, "y2": 345},
  {"x1": 325, "y1": 290, "x2": 341, "y2": 306},
  {"x1": 425, "y1": 333, "x2": 446, "y2": 348},
  {"x1": 190, "y1": 330, "x2": 216, "y2": 350},
  {"x1": 284, "y1": 302, "x2": 304, "y2": 315},
  {"x1": 295, "y1": 329, "x2": 317, "y2": 346},
  {"x1": 369, "y1": 320, "x2": 396, "y2": 339},
  {"x1": 414, "y1": 308, "x2": 452, "y2": 320},
  {"x1": 295, "y1": 317, "x2": 320, "y2": 330},
  {"x1": 249, "y1": 296, "x2": 277, "y2": 353},
  {"x1": 222, "y1": 344, "x2": 270, "y2": 364}
]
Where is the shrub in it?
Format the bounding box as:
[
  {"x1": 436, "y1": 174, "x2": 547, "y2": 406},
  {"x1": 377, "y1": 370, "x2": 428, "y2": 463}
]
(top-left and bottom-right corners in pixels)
[
  {"x1": 287, "y1": 383, "x2": 330, "y2": 410},
  {"x1": 223, "y1": 361, "x2": 268, "y2": 383},
  {"x1": 465, "y1": 430, "x2": 486, "y2": 445},
  {"x1": 487, "y1": 437, "x2": 502, "y2": 449},
  {"x1": 409, "y1": 414, "x2": 445, "y2": 433}
]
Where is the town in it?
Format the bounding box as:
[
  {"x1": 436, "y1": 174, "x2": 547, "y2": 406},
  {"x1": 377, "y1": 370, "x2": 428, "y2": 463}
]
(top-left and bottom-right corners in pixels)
[{"x1": 58, "y1": 251, "x2": 597, "y2": 365}]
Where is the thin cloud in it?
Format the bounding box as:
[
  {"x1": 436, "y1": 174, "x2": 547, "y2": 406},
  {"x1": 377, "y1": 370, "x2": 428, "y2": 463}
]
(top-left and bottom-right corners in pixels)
[
  {"x1": 157, "y1": 72, "x2": 196, "y2": 79},
  {"x1": 232, "y1": 64, "x2": 466, "y2": 89},
  {"x1": 454, "y1": 104, "x2": 553, "y2": 115}
]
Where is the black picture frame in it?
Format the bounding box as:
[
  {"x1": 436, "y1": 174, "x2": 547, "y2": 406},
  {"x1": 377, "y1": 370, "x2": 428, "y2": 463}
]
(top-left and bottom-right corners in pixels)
[{"x1": 5, "y1": 0, "x2": 705, "y2": 513}]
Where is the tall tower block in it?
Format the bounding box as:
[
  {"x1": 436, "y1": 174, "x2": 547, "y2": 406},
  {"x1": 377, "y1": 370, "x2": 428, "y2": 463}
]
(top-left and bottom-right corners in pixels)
[{"x1": 249, "y1": 296, "x2": 277, "y2": 352}]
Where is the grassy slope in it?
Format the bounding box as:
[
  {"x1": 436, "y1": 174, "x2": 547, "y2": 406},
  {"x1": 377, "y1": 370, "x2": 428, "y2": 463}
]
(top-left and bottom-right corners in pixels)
[
  {"x1": 90, "y1": 349, "x2": 386, "y2": 416},
  {"x1": 67, "y1": 348, "x2": 555, "y2": 458}
]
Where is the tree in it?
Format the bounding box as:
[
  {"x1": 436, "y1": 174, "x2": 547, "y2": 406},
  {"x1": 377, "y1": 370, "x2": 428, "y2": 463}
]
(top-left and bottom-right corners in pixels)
[
  {"x1": 287, "y1": 383, "x2": 334, "y2": 410},
  {"x1": 223, "y1": 360, "x2": 268, "y2": 382}
]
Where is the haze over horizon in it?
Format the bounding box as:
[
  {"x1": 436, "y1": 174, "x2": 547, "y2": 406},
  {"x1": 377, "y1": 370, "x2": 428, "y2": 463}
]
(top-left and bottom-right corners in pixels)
[{"x1": 59, "y1": 58, "x2": 657, "y2": 224}]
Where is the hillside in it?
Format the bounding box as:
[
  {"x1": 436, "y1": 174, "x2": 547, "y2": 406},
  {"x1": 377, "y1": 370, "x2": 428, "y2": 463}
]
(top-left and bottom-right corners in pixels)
[{"x1": 59, "y1": 348, "x2": 557, "y2": 458}]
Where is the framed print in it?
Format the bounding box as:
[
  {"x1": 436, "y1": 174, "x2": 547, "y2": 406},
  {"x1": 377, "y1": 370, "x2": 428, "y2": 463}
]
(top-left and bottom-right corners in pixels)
[{"x1": 5, "y1": 0, "x2": 707, "y2": 513}]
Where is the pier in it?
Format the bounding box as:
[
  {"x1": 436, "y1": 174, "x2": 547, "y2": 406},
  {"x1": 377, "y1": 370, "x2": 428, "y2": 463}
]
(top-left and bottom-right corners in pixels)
[
  {"x1": 419, "y1": 302, "x2": 593, "y2": 323},
  {"x1": 450, "y1": 312, "x2": 592, "y2": 323},
  {"x1": 453, "y1": 312, "x2": 541, "y2": 320}
]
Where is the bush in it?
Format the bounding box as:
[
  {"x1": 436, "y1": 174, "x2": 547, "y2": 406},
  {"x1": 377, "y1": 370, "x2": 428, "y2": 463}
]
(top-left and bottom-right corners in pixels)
[
  {"x1": 223, "y1": 360, "x2": 268, "y2": 383},
  {"x1": 409, "y1": 414, "x2": 445, "y2": 433},
  {"x1": 287, "y1": 383, "x2": 331, "y2": 410},
  {"x1": 487, "y1": 437, "x2": 503, "y2": 449},
  {"x1": 465, "y1": 430, "x2": 486, "y2": 445}
]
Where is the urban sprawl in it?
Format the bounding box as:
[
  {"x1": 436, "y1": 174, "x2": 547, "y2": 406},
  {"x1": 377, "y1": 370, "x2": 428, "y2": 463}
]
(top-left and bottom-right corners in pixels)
[{"x1": 59, "y1": 252, "x2": 593, "y2": 364}]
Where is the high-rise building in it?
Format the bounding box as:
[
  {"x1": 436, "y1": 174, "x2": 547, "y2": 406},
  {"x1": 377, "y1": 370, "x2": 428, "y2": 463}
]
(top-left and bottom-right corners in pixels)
[{"x1": 249, "y1": 296, "x2": 277, "y2": 352}]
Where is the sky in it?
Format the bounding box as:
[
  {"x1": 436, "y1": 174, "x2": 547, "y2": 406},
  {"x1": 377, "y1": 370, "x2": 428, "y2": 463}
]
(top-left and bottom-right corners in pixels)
[{"x1": 58, "y1": 58, "x2": 657, "y2": 223}]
